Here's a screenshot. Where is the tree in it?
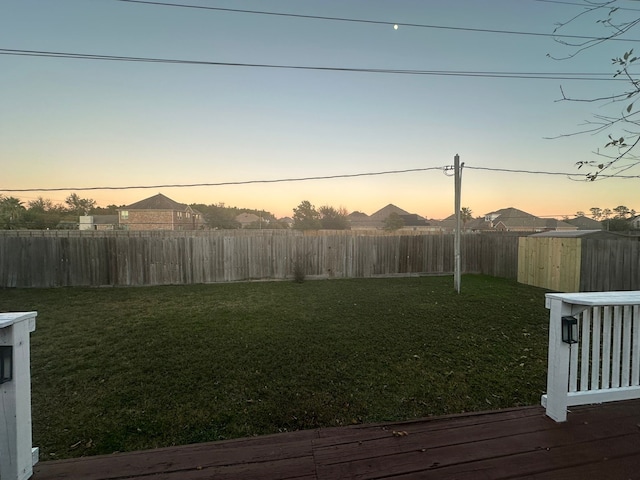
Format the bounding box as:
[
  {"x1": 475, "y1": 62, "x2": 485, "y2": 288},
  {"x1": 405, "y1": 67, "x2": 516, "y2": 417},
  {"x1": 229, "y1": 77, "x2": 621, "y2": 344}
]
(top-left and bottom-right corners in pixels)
[
  {"x1": 575, "y1": 211, "x2": 585, "y2": 218},
  {"x1": 589, "y1": 207, "x2": 603, "y2": 220},
  {"x1": 0, "y1": 196, "x2": 26, "y2": 229},
  {"x1": 318, "y1": 205, "x2": 350, "y2": 230},
  {"x1": 613, "y1": 205, "x2": 635, "y2": 219},
  {"x1": 461, "y1": 207, "x2": 473, "y2": 227},
  {"x1": 65, "y1": 193, "x2": 96, "y2": 215},
  {"x1": 92, "y1": 204, "x2": 121, "y2": 215},
  {"x1": 190, "y1": 203, "x2": 240, "y2": 229},
  {"x1": 24, "y1": 197, "x2": 67, "y2": 229},
  {"x1": 551, "y1": 2, "x2": 640, "y2": 179},
  {"x1": 27, "y1": 196, "x2": 53, "y2": 213},
  {"x1": 292, "y1": 201, "x2": 321, "y2": 230},
  {"x1": 246, "y1": 219, "x2": 270, "y2": 229},
  {"x1": 604, "y1": 217, "x2": 632, "y2": 231},
  {"x1": 383, "y1": 212, "x2": 405, "y2": 231}
]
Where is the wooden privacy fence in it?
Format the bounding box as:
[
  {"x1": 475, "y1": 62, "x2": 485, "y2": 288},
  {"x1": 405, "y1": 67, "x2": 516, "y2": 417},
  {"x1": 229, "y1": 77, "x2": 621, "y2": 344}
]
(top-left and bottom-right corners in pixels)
[
  {"x1": 580, "y1": 238, "x2": 640, "y2": 292},
  {"x1": 0, "y1": 232, "x2": 518, "y2": 288},
  {"x1": 518, "y1": 237, "x2": 640, "y2": 292}
]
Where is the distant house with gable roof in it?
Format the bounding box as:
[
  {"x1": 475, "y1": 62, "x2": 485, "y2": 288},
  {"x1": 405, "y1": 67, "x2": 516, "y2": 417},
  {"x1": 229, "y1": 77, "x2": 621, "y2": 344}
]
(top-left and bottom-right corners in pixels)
[
  {"x1": 117, "y1": 193, "x2": 204, "y2": 231},
  {"x1": 564, "y1": 215, "x2": 603, "y2": 230},
  {"x1": 235, "y1": 213, "x2": 261, "y2": 228},
  {"x1": 439, "y1": 207, "x2": 578, "y2": 233},
  {"x1": 348, "y1": 204, "x2": 434, "y2": 231},
  {"x1": 485, "y1": 207, "x2": 577, "y2": 233}
]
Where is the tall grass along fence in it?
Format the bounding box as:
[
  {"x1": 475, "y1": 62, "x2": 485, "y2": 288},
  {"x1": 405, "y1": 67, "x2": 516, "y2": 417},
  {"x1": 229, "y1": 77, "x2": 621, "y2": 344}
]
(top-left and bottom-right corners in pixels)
[{"x1": 0, "y1": 231, "x2": 517, "y2": 288}]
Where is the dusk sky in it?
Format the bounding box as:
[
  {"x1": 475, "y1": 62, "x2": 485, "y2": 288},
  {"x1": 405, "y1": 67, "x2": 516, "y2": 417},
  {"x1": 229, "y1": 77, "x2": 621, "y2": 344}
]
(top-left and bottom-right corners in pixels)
[{"x1": 2, "y1": 0, "x2": 638, "y2": 219}]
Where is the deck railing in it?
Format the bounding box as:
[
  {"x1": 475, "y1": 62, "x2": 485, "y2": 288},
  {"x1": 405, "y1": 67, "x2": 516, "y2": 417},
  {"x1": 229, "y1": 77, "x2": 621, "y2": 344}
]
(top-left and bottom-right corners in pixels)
[
  {"x1": 0, "y1": 312, "x2": 39, "y2": 479},
  {"x1": 542, "y1": 291, "x2": 640, "y2": 422}
]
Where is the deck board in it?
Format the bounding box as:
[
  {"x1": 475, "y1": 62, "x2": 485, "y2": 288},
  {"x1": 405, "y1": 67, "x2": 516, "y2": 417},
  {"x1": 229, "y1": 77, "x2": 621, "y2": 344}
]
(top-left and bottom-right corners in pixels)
[{"x1": 33, "y1": 400, "x2": 640, "y2": 480}]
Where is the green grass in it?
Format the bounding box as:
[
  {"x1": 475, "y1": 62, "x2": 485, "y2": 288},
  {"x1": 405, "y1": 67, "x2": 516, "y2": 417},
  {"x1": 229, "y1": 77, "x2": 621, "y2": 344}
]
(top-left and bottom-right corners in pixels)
[{"x1": 0, "y1": 275, "x2": 550, "y2": 460}]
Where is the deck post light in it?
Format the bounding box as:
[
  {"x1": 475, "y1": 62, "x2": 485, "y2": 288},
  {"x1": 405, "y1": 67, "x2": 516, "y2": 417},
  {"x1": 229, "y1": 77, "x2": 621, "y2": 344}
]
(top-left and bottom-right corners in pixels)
[
  {"x1": 561, "y1": 316, "x2": 578, "y2": 345},
  {"x1": 0, "y1": 345, "x2": 12, "y2": 384}
]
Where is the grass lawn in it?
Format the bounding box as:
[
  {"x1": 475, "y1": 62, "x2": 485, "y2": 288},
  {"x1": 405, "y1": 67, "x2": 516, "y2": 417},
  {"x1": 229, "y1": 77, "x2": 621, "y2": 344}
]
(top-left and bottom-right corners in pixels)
[{"x1": 0, "y1": 275, "x2": 550, "y2": 460}]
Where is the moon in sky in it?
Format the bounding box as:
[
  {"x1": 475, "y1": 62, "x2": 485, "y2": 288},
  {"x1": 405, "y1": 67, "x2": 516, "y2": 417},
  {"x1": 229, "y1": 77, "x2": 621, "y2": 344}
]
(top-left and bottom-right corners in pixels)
[{"x1": 393, "y1": 24, "x2": 398, "y2": 30}]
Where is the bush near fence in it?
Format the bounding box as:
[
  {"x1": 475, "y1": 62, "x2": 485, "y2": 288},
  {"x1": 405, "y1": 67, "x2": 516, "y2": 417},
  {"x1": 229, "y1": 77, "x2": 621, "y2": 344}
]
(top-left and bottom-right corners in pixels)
[{"x1": 0, "y1": 230, "x2": 518, "y2": 288}]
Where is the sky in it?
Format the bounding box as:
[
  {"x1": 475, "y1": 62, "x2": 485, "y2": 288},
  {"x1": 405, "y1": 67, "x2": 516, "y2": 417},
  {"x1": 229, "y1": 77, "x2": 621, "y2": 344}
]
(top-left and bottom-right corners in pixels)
[{"x1": 1, "y1": 0, "x2": 639, "y2": 220}]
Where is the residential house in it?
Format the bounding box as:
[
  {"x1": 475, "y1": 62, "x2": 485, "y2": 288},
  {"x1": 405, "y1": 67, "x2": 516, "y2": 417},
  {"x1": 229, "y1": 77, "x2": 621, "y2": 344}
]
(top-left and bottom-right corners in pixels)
[
  {"x1": 437, "y1": 215, "x2": 492, "y2": 232},
  {"x1": 235, "y1": 213, "x2": 261, "y2": 228},
  {"x1": 277, "y1": 217, "x2": 294, "y2": 228},
  {"x1": 347, "y1": 211, "x2": 372, "y2": 230},
  {"x1": 345, "y1": 205, "x2": 436, "y2": 231},
  {"x1": 79, "y1": 215, "x2": 118, "y2": 231},
  {"x1": 368, "y1": 204, "x2": 412, "y2": 229},
  {"x1": 439, "y1": 207, "x2": 578, "y2": 233},
  {"x1": 632, "y1": 215, "x2": 640, "y2": 230},
  {"x1": 565, "y1": 215, "x2": 603, "y2": 230},
  {"x1": 117, "y1": 193, "x2": 204, "y2": 231},
  {"x1": 485, "y1": 207, "x2": 577, "y2": 233}
]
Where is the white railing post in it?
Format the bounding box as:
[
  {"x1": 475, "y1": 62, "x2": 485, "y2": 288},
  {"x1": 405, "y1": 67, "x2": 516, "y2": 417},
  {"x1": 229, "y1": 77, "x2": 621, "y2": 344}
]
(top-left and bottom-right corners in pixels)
[
  {"x1": 542, "y1": 292, "x2": 640, "y2": 422},
  {"x1": 542, "y1": 296, "x2": 574, "y2": 422},
  {"x1": 0, "y1": 312, "x2": 38, "y2": 480}
]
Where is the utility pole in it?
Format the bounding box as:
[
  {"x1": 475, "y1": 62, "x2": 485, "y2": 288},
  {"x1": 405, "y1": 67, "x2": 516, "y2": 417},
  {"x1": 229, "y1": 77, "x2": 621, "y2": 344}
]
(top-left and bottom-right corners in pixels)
[{"x1": 454, "y1": 154, "x2": 464, "y2": 293}]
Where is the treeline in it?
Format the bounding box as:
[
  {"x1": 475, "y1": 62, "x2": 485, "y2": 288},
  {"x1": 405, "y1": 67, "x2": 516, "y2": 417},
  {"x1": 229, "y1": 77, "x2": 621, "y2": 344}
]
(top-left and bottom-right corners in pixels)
[
  {"x1": 0, "y1": 194, "x2": 352, "y2": 231},
  {"x1": 0, "y1": 194, "x2": 286, "y2": 231},
  {"x1": 0, "y1": 194, "x2": 118, "y2": 230},
  {"x1": 190, "y1": 202, "x2": 287, "y2": 230},
  {"x1": 575, "y1": 206, "x2": 638, "y2": 232}
]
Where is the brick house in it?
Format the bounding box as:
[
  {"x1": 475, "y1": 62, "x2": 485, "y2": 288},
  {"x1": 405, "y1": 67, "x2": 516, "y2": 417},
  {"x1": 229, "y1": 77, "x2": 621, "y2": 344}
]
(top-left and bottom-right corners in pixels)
[{"x1": 117, "y1": 193, "x2": 204, "y2": 231}]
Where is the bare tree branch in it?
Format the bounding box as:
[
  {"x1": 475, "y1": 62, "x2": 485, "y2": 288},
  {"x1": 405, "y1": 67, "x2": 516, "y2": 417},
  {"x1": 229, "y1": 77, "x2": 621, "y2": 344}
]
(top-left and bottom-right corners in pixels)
[{"x1": 551, "y1": 0, "x2": 640, "y2": 179}]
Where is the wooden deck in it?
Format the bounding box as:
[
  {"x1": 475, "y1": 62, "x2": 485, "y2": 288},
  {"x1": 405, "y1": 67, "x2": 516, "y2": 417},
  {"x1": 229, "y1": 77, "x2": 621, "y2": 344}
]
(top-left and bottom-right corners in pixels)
[{"x1": 33, "y1": 399, "x2": 640, "y2": 480}]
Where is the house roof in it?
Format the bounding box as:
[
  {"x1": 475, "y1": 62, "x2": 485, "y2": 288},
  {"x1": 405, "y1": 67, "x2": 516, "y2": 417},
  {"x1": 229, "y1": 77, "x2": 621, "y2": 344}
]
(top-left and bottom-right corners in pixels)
[
  {"x1": 369, "y1": 204, "x2": 411, "y2": 220},
  {"x1": 236, "y1": 213, "x2": 260, "y2": 224},
  {"x1": 487, "y1": 207, "x2": 576, "y2": 231},
  {"x1": 122, "y1": 193, "x2": 189, "y2": 211},
  {"x1": 399, "y1": 214, "x2": 429, "y2": 227},
  {"x1": 347, "y1": 211, "x2": 372, "y2": 229},
  {"x1": 564, "y1": 215, "x2": 602, "y2": 230},
  {"x1": 437, "y1": 214, "x2": 491, "y2": 230}
]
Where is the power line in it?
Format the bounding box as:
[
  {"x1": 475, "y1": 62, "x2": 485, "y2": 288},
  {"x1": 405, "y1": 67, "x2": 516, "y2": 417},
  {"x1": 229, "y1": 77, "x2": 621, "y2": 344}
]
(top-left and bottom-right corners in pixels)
[
  {"x1": 1, "y1": 164, "x2": 637, "y2": 195},
  {"x1": 0, "y1": 49, "x2": 627, "y2": 81},
  {"x1": 0, "y1": 167, "x2": 450, "y2": 193},
  {"x1": 113, "y1": 0, "x2": 640, "y2": 43},
  {"x1": 465, "y1": 165, "x2": 639, "y2": 178}
]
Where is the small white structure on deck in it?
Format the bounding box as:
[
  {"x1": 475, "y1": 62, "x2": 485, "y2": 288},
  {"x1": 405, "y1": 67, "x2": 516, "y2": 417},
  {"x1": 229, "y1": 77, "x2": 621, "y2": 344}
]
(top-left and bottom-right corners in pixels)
[
  {"x1": 0, "y1": 312, "x2": 38, "y2": 480},
  {"x1": 542, "y1": 291, "x2": 640, "y2": 422}
]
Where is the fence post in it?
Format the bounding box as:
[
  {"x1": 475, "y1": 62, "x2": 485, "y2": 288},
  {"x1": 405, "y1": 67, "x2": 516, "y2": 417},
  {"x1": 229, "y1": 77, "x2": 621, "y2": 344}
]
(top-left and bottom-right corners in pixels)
[
  {"x1": 542, "y1": 297, "x2": 574, "y2": 422},
  {"x1": 0, "y1": 312, "x2": 38, "y2": 480}
]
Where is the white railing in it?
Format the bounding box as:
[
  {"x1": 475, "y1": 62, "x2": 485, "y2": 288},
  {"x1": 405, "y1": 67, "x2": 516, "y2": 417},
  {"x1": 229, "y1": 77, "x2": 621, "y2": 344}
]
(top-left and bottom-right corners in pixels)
[
  {"x1": 0, "y1": 312, "x2": 38, "y2": 480},
  {"x1": 542, "y1": 292, "x2": 640, "y2": 422}
]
